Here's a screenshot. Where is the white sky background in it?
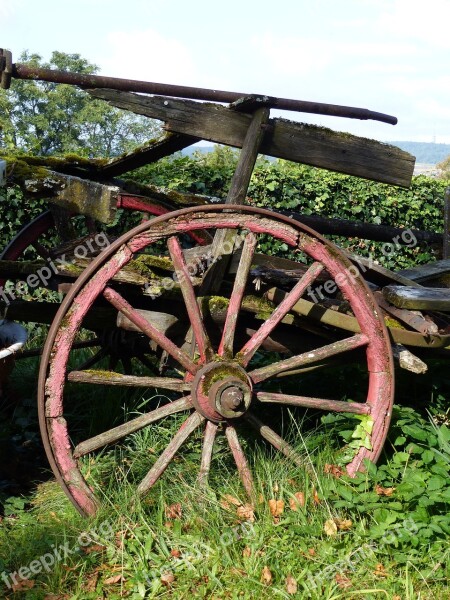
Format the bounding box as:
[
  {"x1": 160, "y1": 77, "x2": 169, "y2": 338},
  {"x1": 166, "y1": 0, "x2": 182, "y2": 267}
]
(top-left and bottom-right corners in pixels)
[{"x1": 1, "y1": 0, "x2": 449, "y2": 143}]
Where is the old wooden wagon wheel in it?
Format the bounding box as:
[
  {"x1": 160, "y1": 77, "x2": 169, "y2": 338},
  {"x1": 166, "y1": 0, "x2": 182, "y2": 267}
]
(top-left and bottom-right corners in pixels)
[{"x1": 38, "y1": 205, "x2": 394, "y2": 516}]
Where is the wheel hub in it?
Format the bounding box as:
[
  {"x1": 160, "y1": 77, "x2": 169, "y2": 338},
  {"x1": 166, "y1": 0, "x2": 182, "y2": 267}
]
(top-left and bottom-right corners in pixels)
[{"x1": 191, "y1": 361, "x2": 252, "y2": 421}]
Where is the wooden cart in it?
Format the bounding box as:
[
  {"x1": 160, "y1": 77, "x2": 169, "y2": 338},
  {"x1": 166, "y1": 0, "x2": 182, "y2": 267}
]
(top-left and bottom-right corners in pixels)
[{"x1": 1, "y1": 49, "x2": 448, "y2": 516}]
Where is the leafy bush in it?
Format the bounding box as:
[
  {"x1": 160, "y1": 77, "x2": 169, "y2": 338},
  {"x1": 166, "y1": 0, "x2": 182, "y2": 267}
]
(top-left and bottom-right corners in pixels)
[
  {"x1": 133, "y1": 149, "x2": 447, "y2": 269},
  {"x1": 0, "y1": 148, "x2": 447, "y2": 270}
]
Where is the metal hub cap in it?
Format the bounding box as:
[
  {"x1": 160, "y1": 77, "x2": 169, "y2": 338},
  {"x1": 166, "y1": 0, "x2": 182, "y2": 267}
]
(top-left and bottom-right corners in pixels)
[{"x1": 192, "y1": 361, "x2": 253, "y2": 421}]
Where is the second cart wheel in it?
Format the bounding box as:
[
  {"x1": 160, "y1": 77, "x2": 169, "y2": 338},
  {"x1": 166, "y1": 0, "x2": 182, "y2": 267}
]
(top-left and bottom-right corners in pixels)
[{"x1": 38, "y1": 205, "x2": 394, "y2": 516}]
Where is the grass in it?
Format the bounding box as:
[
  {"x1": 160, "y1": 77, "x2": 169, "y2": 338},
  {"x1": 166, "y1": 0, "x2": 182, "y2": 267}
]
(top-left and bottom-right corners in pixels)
[{"x1": 0, "y1": 347, "x2": 449, "y2": 598}]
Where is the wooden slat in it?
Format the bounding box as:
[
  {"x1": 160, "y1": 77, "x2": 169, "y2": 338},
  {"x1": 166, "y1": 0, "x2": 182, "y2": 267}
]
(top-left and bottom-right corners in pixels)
[
  {"x1": 89, "y1": 90, "x2": 415, "y2": 187},
  {"x1": 345, "y1": 254, "x2": 422, "y2": 288},
  {"x1": 201, "y1": 106, "x2": 270, "y2": 293},
  {"x1": 99, "y1": 132, "x2": 200, "y2": 177},
  {"x1": 397, "y1": 259, "x2": 450, "y2": 283},
  {"x1": 383, "y1": 285, "x2": 450, "y2": 311}
]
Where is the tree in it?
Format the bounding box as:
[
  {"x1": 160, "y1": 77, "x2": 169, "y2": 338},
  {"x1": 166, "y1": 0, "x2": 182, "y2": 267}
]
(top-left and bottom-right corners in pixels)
[
  {"x1": 437, "y1": 154, "x2": 450, "y2": 179},
  {"x1": 0, "y1": 51, "x2": 160, "y2": 157}
]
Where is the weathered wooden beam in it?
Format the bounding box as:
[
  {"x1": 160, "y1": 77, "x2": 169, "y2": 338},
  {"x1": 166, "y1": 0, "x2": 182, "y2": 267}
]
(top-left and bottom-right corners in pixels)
[
  {"x1": 99, "y1": 132, "x2": 201, "y2": 178},
  {"x1": 383, "y1": 285, "x2": 450, "y2": 311},
  {"x1": 202, "y1": 106, "x2": 271, "y2": 293},
  {"x1": 346, "y1": 254, "x2": 423, "y2": 288},
  {"x1": 392, "y1": 344, "x2": 428, "y2": 374},
  {"x1": 397, "y1": 259, "x2": 450, "y2": 284},
  {"x1": 2, "y1": 158, "x2": 119, "y2": 224},
  {"x1": 265, "y1": 286, "x2": 450, "y2": 348},
  {"x1": 89, "y1": 89, "x2": 415, "y2": 187},
  {"x1": 373, "y1": 291, "x2": 438, "y2": 335},
  {"x1": 277, "y1": 210, "x2": 443, "y2": 245}
]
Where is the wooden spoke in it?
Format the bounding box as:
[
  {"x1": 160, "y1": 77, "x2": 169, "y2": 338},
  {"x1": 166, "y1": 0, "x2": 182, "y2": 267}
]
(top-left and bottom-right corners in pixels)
[
  {"x1": 137, "y1": 411, "x2": 205, "y2": 496},
  {"x1": 33, "y1": 241, "x2": 52, "y2": 260},
  {"x1": 218, "y1": 232, "x2": 257, "y2": 357},
  {"x1": 249, "y1": 333, "x2": 369, "y2": 383},
  {"x1": 224, "y1": 423, "x2": 255, "y2": 499},
  {"x1": 75, "y1": 347, "x2": 109, "y2": 371},
  {"x1": 73, "y1": 396, "x2": 193, "y2": 458},
  {"x1": 67, "y1": 370, "x2": 190, "y2": 391},
  {"x1": 136, "y1": 354, "x2": 159, "y2": 372},
  {"x1": 103, "y1": 286, "x2": 198, "y2": 375},
  {"x1": 198, "y1": 421, "x2": 218, "y2": 486},
  {"x1": 256, "y1": 392, "x2": 371, "y2": 414},
  {"x1": 239, "y1": 261, "x2": 324, "y2": 366},
  {"x1": 244, "y1": 412, "x2": 306, "y2": 468},
  {"x1": 167, "y1": 236, "x2": 213, "y2": 362}
]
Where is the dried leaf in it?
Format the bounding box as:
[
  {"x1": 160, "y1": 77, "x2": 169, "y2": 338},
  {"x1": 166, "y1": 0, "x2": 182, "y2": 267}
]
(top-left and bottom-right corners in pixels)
[
  {"x1": 165, "y1": 502, "x2": 182, "y2": 520},
  {"x1": 308, "y1": 548, "x2": 316, "y2": 556},
  {"x1": 161, "y1": 571, "x2": 175, "y2": 586},
  {"x1": 289, "y1": 491, "x2": 305, "y2": 511},
  {"x1": 373, "y1": 563, "x2": 388, "y2": 577},
  {"x1": 83, "y1": 571, "x2": 99, "y2": 592},
  {"x1": 258, "y1": 493, "x2": 265, "y2": 504},
  {"x1": 242, "y1": 546, "x2": 252, "y2": 558},
  {"x1": 236, "y1": 503, "x2": 255, "y2": 522},
  {"x1": 324, "y1": 464, "x2": 345, "y2": 478},
  {"x1": 261, "y1": 565, "x2": 273, "y2": 585},
  {"x1": 375, "y1": 484, "x2": 395, "y2": 496},
  {"x1": 335, "y1": 518, "x2": 353, "y2": 531},
  {"x1": 312, "y1": 487, "x2": 320, "y2": 505},
  {"x1": 11, "y1": 579, "x2": 35, "y2": 592},
  {"x1": 115, "y1": 529, "x2": 128, "y2": 549},
  {"x1": 285, "y1": 575, "x2": 298, "y2": 594},
  {"x1": 230, "y1": 567, "x2": 247, "y2": 577},
  {"x1": 335, "y1": 573, "x2": 352, "y2": 589},
  {"x1": 223, "y1": 494, "x2": 242, "y2": 506},
  {"x1": 273, "y1": 481, "x2": 279, "y2": 493},
  {"x1": 268, "y1": 499, "x2": 285, "y2": 517},
  {"x1": 324, "y1": 519, "x2": 338, "y2": 536},
  {"x1": 103, "y1": 574, "x2": 123, "y2": 585}
]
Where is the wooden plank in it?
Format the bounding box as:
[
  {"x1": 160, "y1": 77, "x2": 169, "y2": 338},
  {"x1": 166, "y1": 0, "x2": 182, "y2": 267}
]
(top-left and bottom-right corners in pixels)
[
  {"x1": 265, "y1": 286, "x2": 450, "y2": 348},
  {"x1": 277, "y1": 209, "x2": 442, "y2": 245},
  {"x1": 226, "y1": 106, "x2": 270, "y2": 204},
  {"x1": 99, "y1": 132, "x2": 200, "y2": 178},
  {"x1": 202, "y1": 106, "x2": 270, "y2": 293},
  {"x1": 373, "y1": 291, "x2": 438, "y2": 335},
  {"x1": 383, "y1": 285, "x2": 450, "y2": 311},
  {"x1": 397, "y1": 259, "x2": 450, "y2": 283},
  {"x1": 345, "y1": 254, "x2": 422, "y2": 288},
  {"x1": 89, "y1": 90, "x2": 415, "y2": 187}
]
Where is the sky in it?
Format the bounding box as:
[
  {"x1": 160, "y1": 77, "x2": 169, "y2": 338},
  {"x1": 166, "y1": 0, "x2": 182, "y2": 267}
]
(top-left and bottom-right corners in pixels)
[{"x1": 1, "y1": 0, "x2": 449, "y2": 144}]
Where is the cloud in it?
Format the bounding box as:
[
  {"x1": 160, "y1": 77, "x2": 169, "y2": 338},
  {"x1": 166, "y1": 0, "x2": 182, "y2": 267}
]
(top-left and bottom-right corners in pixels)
[
  {"x1": 98, "y1": 29, "x2": 198, "y2": 85},
  {"x1": 376, "y1": 0, "x2": 450, "y2": 49},
  {"x1": 0, "y1": 1, "x2": 22, "y2": 20}
]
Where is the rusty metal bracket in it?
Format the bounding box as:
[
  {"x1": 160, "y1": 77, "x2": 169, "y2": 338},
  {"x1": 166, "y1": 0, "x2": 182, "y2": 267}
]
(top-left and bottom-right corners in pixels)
[{"x1": 0, "y1": 49, "x2": 12, "y2": 89}]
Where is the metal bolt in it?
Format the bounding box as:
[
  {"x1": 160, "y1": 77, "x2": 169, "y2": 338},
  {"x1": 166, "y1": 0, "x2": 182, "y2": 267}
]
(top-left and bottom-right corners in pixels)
[{"x1": 221, "y1": 386, "x2": 244, "y2": 410}]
